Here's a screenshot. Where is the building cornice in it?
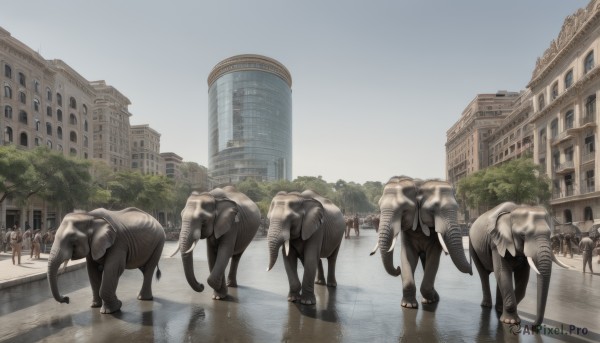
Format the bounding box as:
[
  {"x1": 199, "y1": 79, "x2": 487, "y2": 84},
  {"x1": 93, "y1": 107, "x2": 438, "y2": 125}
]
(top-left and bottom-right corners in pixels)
[
  {"x1": 0, "y1": 30, "x2": 52, "y2": 72},
  {"x1": 528, "y1": 0, "x2": 600, "y2": 88},
  {"x1": 207, "y1": 54, "x2": 292, "y2": 88},
  {"x1": 49, "y1": 59, "x2": 96, "y2": 98}
]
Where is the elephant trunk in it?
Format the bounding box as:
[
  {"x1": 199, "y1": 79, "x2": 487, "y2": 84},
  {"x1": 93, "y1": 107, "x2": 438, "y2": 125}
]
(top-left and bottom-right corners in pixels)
[
  {"x1": 378, "y1": 211, "x2": 401, "y2": 276},
  {"x1": 179, "y1": 217, "x2": 204, "y2": 292},
  {"x1": 47, "y1": 243, "x2": 70, "y2": 304},
  {"x1": 267, "y1": 218, "x2": 286, "y2": 271},
  {"x1": 438, "y1": 208, "x2": 472, "y2": 275},
  {"x1": 533, "y1": 237, "x2": 552, "y2": 326}
]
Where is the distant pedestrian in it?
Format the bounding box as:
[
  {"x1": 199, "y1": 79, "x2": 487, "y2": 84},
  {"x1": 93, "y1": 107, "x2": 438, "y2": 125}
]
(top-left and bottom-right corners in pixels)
[
  {"x1": 579, "y1": 234, "x2": 595, "y2": 273},
  {"x1": 353, "y1": 214, "x2": 360, "y2": 237},
  {"x1": 373, "y1": 215, "x2": 380, "y2": 233},
  {"x1": 4, "y1": 229, "x2": 11, "y2": 253},
  {"x1": 10, "y1": 223, "x2": 23, "y2": 265},
  {"x1": 32, "y1": 230, "x2": 42, "y2": 259}
]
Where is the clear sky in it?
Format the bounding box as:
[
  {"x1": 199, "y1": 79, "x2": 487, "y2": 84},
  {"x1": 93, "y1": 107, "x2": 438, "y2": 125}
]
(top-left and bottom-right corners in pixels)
[{"x1": 0, "y1": 1, "x2": 590, "y2": 184}]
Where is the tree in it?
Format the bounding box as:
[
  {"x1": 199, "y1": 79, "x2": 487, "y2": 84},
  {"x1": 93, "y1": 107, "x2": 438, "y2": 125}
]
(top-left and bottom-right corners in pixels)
[
  {"x1": 456, "y1": 158, "x2": 551, "y2": 212},
  {"x1": 0, "y1": 146, "x2": 36, "y2": 206}
]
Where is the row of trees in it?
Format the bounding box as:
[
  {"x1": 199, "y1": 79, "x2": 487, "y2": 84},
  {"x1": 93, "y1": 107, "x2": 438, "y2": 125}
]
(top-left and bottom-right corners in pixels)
[{"x1": 0, "y1": 146, "x2": 385, "y2": 226}]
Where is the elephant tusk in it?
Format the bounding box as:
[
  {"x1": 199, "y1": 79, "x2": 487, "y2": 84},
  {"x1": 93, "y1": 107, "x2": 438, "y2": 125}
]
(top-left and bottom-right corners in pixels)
[
  {"x1": 437, "y1": 232, "x2": 449, "y2": 255},
  {"x1": 527, "y1": 257, "x2": 540, "y2": 275},
  {"x1": 387, "y1": 236, "x2": 397, "y2": 253},
  {"x1": 61, "y1": 260, "x2": 69, "y2": 274},
  {"x1": 169, "y1": 245, "x2": 181, "y2": 258},
  {"x1": 284, "y1": 240, "x2": 290, "y2": 256},
  {"x1": 552, "y1": 253, "x2": 571, "y2": 269},
  {"x1": 184, "y1": 240, "x2": 198, "y2": 255},
  {"x1": 369, "y1": 242, "x2": 379, "y2": 256}
]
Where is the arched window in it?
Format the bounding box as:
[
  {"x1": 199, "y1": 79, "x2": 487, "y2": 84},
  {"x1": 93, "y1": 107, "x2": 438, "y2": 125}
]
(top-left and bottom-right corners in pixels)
[
  {"x1": 69, "y1": 148, "x2": 77, "y2": 156},
  {"x1": 538, "y1": 94, "x2": 545, "y2": 110},
  {"x1": 4, "y1": 64, "x2": 11, "y2": 78},
  {"x1": 585, "y1": 51, "x2": 594, "y2": 74},
  {"x1": 69, "y1": 97, "x2": 77, "y2": 109},
  {"x1": 4, "y1": 85, "x2": 12, "y2": 99},
  {"x1": 19, "y1": 91, "x2": 26, "y2": 104},
  {"x1": 46, "y1": 88, "x2": 52, "y2": 101},
  {"x1": 565, "y1": 110, "x2": 574, "y2": 129},
  {"x1": 46, "y1": 106, "x2": 52, "y2": 117},
  {"x1": 551, "y1": 118, "x2": 558, "y2": 137},
  {"x1": 69, "y1": 113, "x2": 77, "y2": 125},
  {"x1": 5, "y1": 126, "x2": 13, "y2": 143},
  {"x1": 18, "y1": 72, "x2": 25, "y2": 86},
  {"x1": 57, "y1": 126, "x2": 63, "y2": 139},
  {"x1": 4, "y1": 105, "x2": 12, "y2": 119},
  {"x1": 18, "y1": 111, "x2": 28, "y2": 124},
  {"x1": 56, "y1": 93, "x2": 62, "y2": 107},
  {"x1": 84, "y1": 120, "x2": 88, "y2": 132},
  {"x1": 33, "y1": 99, "x2": 40, "y2": 112},
  {"x1": 565, "y1": 69, "x2": 574, "y2": 89},
  {"x1": 551, "y1": 82, "x2": 559, "y2": 100},
  {"x1": 47, "y1": 140, "x2": 52, "y2": 149},
  {"x1": 83, "y1": 135, "x2": 88, "y2": 147},
  {"x1": 564, "y1": 209, "x2": 573, "y2": 223},
  {"x1": 34, "y1": 80, "x2": 40, "y2": 94},
  {"x1": 84, "y1": 152, "x2": 88, "y2": 159},
  {"x1": 20, "y1": 132, "x2": 28, "y2": 146},
  {"x1": 35, "y1": 119, "x2": 41, "y2": 131},
  {"x1": 57, "y1": 109, "x2": 63, "y2": 122},
  {"x1": 584, "y1": 207, "x2": 594, "y2": 221},
  {"x1": 82, "y1": 104, "x2": 88, "y2": 115},
  {"x1": 70, "y1": 131, "x2": 77, "y2": 143},
  {"x1": 46, "y1": 122, "x2": 52, "y2": 136},
  {"x1": 34, "y1": 137, "x2": 41, "y2": 146}
]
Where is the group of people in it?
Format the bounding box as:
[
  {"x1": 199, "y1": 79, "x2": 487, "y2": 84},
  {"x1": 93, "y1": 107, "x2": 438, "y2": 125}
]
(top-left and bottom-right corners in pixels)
[
  {"x1": 550, "y1": 232, "x2": 600, "y2": 273},
  {"x1": 344, "y1": 214, "x2": 380, "y2": 238},
  {"x1": 1, "y1": 221, "x2": 54, "y2": 265}
]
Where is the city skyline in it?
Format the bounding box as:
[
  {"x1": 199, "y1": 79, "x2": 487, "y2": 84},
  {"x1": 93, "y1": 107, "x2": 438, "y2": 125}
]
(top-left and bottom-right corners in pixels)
[{"x1": 0, "y1": 0, "x2": 589, "y2": 184}]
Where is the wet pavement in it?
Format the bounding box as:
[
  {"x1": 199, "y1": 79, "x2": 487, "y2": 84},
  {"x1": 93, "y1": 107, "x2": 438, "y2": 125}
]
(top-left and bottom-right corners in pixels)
[{"x1": 0, "y1": 229, "x2": 598, "y2": 343}]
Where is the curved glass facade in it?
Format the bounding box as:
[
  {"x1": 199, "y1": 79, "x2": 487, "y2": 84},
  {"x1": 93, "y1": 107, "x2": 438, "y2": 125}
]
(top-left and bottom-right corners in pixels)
[{"x1": 208, "y1": 57, "x2": 292, "y2": 185}]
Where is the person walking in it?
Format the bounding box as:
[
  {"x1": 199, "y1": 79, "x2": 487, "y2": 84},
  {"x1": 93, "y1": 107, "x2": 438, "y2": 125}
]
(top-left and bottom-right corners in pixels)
[
  {"x1": 32, "y1": 230, "x2": 42, "y2": 260},
  {"x1": 10, "y1": 223, "x2": 23, "y2": 265},
  {"x1": 353, "y1": 214, "x2": 360, "y2": 237},
  {"x1": 579, "y1": 234, "x2": 595, "y2": 273}
]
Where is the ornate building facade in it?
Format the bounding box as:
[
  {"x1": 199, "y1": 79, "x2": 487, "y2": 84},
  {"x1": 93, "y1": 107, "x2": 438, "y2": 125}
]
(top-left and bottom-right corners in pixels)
[{"x1": 130, "y1": 124, "x2": 162, "y2": 175}]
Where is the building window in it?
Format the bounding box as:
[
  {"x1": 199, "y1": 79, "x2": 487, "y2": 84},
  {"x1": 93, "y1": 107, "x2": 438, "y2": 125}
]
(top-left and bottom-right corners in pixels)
[
  {"x1": 538, "y1": 94, "x2": 545, "y2": 110},
  {"x1": 585, "y1": 51, "x2": 594, "y2": 74},
  {"x1": 83, "y1": 135, "x2": 88, "y2": 147},
  {"x1": 550, "y1": 119, "x2": 558, "y2": 137},
  {"x1": 57, "y1": 109, "x2": 63, "y2": 122},
  {"x1": 47, "y1": 140, "x2": 52, "y2": 149},
  {"x1": 565, "y1": 110, "x2": 574, "y2": 129},
  {"x1": 69, "y1": 97, "x2": 77, "y2": 109},
  {"x1": 565, "y1": 174, "x2": 574, "y2": 196},
  {"x1": 584, "y1": 206, "x2": 594, "y2": 220},
  {"x1": 70, "y1": 131, "x2": 77, "y2": 143},
  {"x1": 19, "y1": 132, "x2": 27, "y2": 146},
  {"x1": 564, "y1": 209, "x2": 572, "y2": 223},
  {"x1": 70, "y1": 148, "x2": 77, "y2": 156},
  {"x1": 69, "y1": 113, "x2": 77, "y2": 125},
  {"x1": 565, "y1": 69, "x2": 573, "y2": 89},
  {"x1": 82, "y1": 104, "x2": 87, "y2": 115},
  {"x1": 5, "y1": 126, "x2": 13, "y2": 143},
  {"x1": 56, "y1": 93, "x2": 62, "y2": 107},
  {"x1": 18, "y1": 72, "x2": 25, "y2": 86},
  {"x1": 84, "y1": 120, "x2": 88, "y2": 132},
  {"x1": 84, "y1": 152, "x2": 88, "y2": 159},
  {"x1": 18, "y1": 111, "x2": 27, "y2": 124},
  {"x1": 4, "y1": 85, "x2": 12, "y2": 98},
  {"x1": 4, "y1": 64, "x2": 11, "y2": 78},
  {"x1": 552, "y1": 150, "x2": 560, "y2": 168},
  {"x1": 19, "y1": 91, "x2": 26, "y2": 104},
  {"x1": 565, "y1": 146, "x2": 573, "y2": 161},
  {"x1": 4, "y1": 105, "x2": 12, "y2": 119},
  {"x1": 585, "y1": 134, "x2": 595, "y2": 153},
  {"x1": 33, "y1": 99, "x2": 40, "y2": 112},
  {"x1": 585, "y1": 94, "x2": 596, "y2": 118},
  {"x1": 551, "y1": 82, "x2": 559, "y2": 100},
  {"x1": 57, "y1": 126, "x2": 63, "y2": 139},
  {"x1": 46, "y1": 106, "x2": 52, "y2": 117},
  {"x1": 34, "y1": 80, "x2": 40, "y2": 94},
  {"x1": 46, "y1": 122, "x2": 52, "y2": 136},
  {"x1": 34, "y1": 137, "x2": 41, "y2": 146},
  {"x1": 35, "y1": 119, "x2": 40, "y2": 131},
  {"x1": 46, "y1": 88, "x2": 52, "y2": 101}
]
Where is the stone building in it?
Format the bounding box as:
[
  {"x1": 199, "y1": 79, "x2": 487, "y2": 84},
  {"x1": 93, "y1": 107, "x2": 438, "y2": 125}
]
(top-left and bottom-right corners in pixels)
[{"x1": 130, "y1": 124, "x2": 162, "y2": 175}]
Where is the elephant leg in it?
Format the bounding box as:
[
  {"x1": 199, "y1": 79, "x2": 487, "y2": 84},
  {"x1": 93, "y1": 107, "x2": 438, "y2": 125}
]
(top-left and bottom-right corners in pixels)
[
  {"x1": 300, "y1": 233, "x2": 323, "y2": 305},
  {"x1": 420, "y1": 245, "x2": 441, "y2": 304},
  {"x1": 138, "y1": 242, "x2": 163, "y2": 301},
  {"x1": 495, "y1": 285, "x2": 503, "y2": 313},
  {"x1": 470, "y1": 246, "x2": 492, "y2": 308},
  {"x1": 227, "y1": 252, "x2": 243, "y2": 287},
  {"x1": 99, "y1": 251, "x2": 126, "y2": 314},
  {"x1": 282, "y1": 246, "x2": 301, "y2": 302},
  {"x1": 400, "y1": 238, "x2": 419, "y2": 308},
  {"x1": 325, "y1": 244, "x2": 340, "y2": 287},
  {"x1": 492, "y1": 250, "x2": 519, "y2": 324},
  {"x1": 86, "y1": 256, "x2": 103, "y2": 308},
  {"x1": 207, "y1": 238, "x2": 232, "y2": 300},
  {"x1": 514, "y1": 264, "x2": 530, "y2": 305},
  {"x1": 315, "y1": 259, "x2": 326, "y2": 285}
]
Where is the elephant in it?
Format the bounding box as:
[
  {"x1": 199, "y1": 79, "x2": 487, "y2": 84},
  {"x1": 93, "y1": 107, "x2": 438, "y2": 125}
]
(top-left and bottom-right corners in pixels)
[
  {"x1": 176, "y1": 186, "x2": 260, "y2": 300},
  {"x1": 373, "y1": 176, "x2": 472, "y2": 308},
  {"x1": 266, "y1": 190, "x2": 345, "y2": 305},
  {"x1": 48, "y1": 207, "x2": 165, "y2": 314},
  {"x1": 469, "y1": 202, "x2": 570, "y2": 325}
]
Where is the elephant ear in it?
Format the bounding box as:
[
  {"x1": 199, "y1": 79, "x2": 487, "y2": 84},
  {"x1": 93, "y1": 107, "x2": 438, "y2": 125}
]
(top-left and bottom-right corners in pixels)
[
  {"x1": 214, "y1": 199, "x2": 239, "y2": 239},
  {"x1": 91, "y1": 219, "x2": 116, "y2": 261},
  {"x1": 488, "y1": 212, "x2": 516, "y2": 258},
  {"x1": 301, "y1": 199, "x2": 324, "y2": 241}
]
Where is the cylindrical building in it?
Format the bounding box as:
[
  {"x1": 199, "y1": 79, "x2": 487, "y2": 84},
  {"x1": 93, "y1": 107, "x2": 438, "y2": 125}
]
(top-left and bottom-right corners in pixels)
[{"x1": 207, "y1": 54, "x2": 292, "y2": 185}]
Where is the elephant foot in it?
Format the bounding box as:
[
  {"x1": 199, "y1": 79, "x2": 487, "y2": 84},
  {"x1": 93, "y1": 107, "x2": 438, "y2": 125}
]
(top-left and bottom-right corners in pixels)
[
  {"x1": 500, "y1": 311, "x2": 521, "y2": 324},
  {"x1": 495, "y1": 304, "x2": 503, "y2": 313},
  {"x1": 226, "y1": 279, "x2": 238, "y2": 287},
  {"x1": 421, "y1": 290, "x2": 439, "y2": 304},
  {"x1": 287, "y1": 291, "x2": 301, "y2": 302},
  {"x1": 207, "y1": 275, "x2": 222, "y2": 292},
  {"x1": 212, "y1": 292, "x2": 228, "y2": 300},
  {"x1": 299, "y1": 293, "x2": 316, "y2": 305},
  {"x1": 315, "y1": 279, "x2": 326, "y2": 285},
  {"x1": 100, "y1": 300, "x2": 122, "y2": 314},
  {"x1": 137, "y1": 294, "x2": 153, "y2": 301},
  {"x1": 91, "y1": 299, "x2": 102, "y2": 308},
  {"x1": 401, "y1": 297, "x2": 419, "y2": 309},
  {"x1": 480, "y1": 299, "x2": 493, "y2": 308}
]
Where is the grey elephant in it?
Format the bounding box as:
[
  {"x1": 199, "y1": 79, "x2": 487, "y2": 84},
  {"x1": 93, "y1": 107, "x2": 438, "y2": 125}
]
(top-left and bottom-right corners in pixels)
[
  {"x1": 373, "y1": 176, "x2": 472, "y2": 308},
  {"x1": 176, "y1": 186, "x2": 260, "y2": 300},
  {"x1": 469, "y1": 202, "x2": 570, "y2": 325},
  {"x1": 48, "y1": 207, "x2": 165, "y2": 314},
  {"x1": 267, "y1": 190, "x2": 345, "y2": 305}
]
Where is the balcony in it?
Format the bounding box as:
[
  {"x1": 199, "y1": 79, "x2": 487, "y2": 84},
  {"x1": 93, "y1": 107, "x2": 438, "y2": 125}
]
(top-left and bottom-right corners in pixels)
[
  {"x1": 551, "y1": 130, "x2": 574, "y2": 146},
  {"x1": 581, "y1": 150, "x2": 595, "y2": 165},
  {"x1": 555, "y1": 160, "x2": 574, "y2": 174},
  {"x1": 581, "y1": 182, "x2": 595, "y2": 194},
  {"x1": 552, "y1": 186, "x2": 577, "y2": 199}
]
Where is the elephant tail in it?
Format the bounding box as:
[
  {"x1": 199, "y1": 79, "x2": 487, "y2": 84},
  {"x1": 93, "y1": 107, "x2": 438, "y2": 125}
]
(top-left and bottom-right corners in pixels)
[{"x1": 155, "y1": 264, "x2": 162, "y2": 281}]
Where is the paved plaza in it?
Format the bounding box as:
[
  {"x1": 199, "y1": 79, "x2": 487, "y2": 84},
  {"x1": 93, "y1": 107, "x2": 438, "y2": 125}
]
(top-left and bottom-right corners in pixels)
[{"x1": 0, "y1": 229, "x2": 598, "y2": 343}]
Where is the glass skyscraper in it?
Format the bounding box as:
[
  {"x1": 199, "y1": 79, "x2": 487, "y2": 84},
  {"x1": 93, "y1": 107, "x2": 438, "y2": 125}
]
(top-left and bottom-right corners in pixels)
[{"x1": 207, "y1": 54, "x2": 292, "y2": 185}]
